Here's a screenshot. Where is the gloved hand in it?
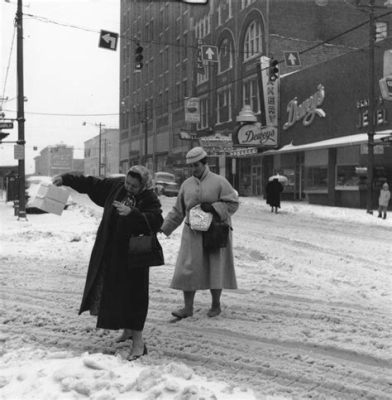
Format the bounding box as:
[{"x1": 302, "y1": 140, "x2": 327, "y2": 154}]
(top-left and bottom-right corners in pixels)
[{"x1": 200, "y1": 202, "x2": 214, "y2": 213}]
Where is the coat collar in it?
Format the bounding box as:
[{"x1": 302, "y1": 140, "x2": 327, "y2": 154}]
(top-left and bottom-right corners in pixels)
[{"x1": 193, "y1": 164, "x2": 210, "y2": 182}]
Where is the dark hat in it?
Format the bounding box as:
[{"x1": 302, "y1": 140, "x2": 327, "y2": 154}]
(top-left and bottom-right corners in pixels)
[{"x1": 186, "y1": 147, "x2": 207, "y2": 164}]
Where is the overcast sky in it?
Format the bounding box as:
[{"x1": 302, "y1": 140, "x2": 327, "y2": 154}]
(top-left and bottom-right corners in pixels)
[{"x1": 0, "y1": 0, "x2": 120, "y2": 173}]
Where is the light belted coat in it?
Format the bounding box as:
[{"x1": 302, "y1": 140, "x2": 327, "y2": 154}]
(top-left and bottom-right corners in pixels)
[{"x1": 161, "y1": 166, "x2": 239, "y2": 291}]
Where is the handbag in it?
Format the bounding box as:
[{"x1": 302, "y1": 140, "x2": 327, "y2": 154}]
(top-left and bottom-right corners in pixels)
[
  {"x1": 202, "y1": 216, "x2": 232, "y2": 251},
  {"x1": 189, "y1": 204, "x2": 213, "y2": 231},
  {"x1": 128, "y1": 213, "x2": 164, "y2": 268}
]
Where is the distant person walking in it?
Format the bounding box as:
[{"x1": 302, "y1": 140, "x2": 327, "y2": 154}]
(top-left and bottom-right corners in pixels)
[
  {"x1": 266, "y1": 178, "x2": 283, "y2": 213},
  {"x1": 161, "y1": 147, "x2": 239, "y2": 319},
  {"x1": 378, "y1": 182, "x2": 391, "y2": 219},
  {"x1": 52, "y1": 166, "x2": 163, "y2": 360}
]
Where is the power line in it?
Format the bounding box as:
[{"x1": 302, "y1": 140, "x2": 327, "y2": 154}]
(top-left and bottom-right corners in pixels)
[
  {"x1": 2, "y1": 109, "x2": 119, "y2": 117},
  {"x1": 6, "y1": 8, "x2": 392, "y2": 117},
  {"x1": 1, "y1": 26, "x2": 17, "y2": 108}
]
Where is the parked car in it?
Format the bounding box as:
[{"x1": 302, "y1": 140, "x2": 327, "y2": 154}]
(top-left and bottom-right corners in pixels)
[
  {"x1": 153, "y1": 171, "x2": 179, "y2": 197},
  {"x1": 25, "y1": 175, "x2": 74, "y2": 213}
]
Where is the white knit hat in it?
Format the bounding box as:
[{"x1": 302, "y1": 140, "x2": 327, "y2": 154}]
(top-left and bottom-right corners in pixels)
[{"x1": 185, "y1": 147, "x2": 207, "y2": 164}]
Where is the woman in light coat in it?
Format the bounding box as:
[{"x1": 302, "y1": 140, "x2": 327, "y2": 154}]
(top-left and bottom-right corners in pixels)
[
  {"x1": 161, "y1": 147, "x2": 239, "y2": 319},
  {"x1": 378, "y1": 182, "x2": 391, "y2": 219}
]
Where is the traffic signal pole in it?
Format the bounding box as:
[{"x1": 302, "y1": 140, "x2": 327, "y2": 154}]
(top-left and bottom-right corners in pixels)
[
  {"x1": 366, "y1": 0, "x2": 375, "y2": 214},
  {"x1": 16, "y1": 0, "x2": 27, "y2": 220}
]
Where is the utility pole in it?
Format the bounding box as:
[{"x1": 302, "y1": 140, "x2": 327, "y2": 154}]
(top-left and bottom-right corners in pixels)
[
  {"x1": 366, "y1": 0, "x2": 376, "y2": 214},
  {"x1": 98, "y1": 123, "x2": 103, "y2": 176},
  {"x1": 16, "y1": 0, "x2": 26, "y2": 220},
  {"x1": 144, "y1": 103, "x2": 148, "y2": 166}
]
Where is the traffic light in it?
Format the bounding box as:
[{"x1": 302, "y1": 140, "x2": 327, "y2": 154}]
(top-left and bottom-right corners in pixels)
[
  {"x1": 269, "y1": 59, "x2": 279, "y2": 82},
  {"x1": 0, "y1": 132, "x2": 9, "y2": 143},
  {"x1": 135, "y1": 44, "x2": 144, "y2": 71}
]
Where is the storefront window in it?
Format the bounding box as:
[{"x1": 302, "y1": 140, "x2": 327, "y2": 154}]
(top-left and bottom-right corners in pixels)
[
  {"x1": 305, "y1": 166, "x2": 328, "y2": 190},
  {"x1": 336, "y1": 165, "x2": 359, "y2": 188}
]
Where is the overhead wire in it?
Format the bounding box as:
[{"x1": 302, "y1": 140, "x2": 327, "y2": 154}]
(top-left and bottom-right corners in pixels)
[
  {"x1": 3, "y1": 7, "x2": 392, "y2": 117},
  {"x1": 0, "y1": 25, "x2": 17, "y2": 109}
]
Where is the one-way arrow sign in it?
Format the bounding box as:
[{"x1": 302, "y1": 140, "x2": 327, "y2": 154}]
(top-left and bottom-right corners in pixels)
[
  {"x1": 99, "y1": 30, "x2": 119, "y2": 51},
  {"x1": 201, "y1": 45, "x2": 218, "y2": 62},
  {"x1": 284, "y1": 51, "x2": 301, "y2": 67}
]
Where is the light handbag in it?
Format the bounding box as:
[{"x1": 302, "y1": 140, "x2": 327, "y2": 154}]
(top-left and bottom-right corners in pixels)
[
  {"x1": 189, "y1": 204, "x2": 213, "y2": 231},
  {"x1": 128, "y1": 213, "x2": 164, "y2": 268}
]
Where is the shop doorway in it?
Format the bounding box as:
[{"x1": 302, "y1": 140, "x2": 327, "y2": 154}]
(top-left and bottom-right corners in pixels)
[
  {"x1": 251, "y1": 164, "x2": 262, "y2": 196},
  {"x1": 295, "y1": 153, "x2": 305, "y2": 200}
]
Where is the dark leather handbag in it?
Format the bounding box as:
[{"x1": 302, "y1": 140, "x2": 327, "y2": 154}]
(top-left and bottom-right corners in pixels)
[
  {"x1": 128, "y1": 213, "x2": 164, "y2": 268},
  {"x1": 203, "y1": 216, "x2": 231, "y2": 251}
]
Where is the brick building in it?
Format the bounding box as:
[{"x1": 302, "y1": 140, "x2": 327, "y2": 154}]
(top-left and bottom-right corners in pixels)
[
  {"x1": 119, "y1": 0, "x2": 392, "y2": 196},
  {"x1": 33, "y1": 144, "x2": 84, "y2": 176}
]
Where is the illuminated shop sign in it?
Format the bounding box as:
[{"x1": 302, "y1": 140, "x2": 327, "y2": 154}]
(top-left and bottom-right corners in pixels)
[
  {"x1": 235, "y1": 123, "x2": 277, "y2": 147},
  {"x1": 283, "y1": 84, "x2": 326, "y2": 130}
]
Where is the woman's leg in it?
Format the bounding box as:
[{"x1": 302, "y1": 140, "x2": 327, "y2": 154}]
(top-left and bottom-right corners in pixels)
[
  {"x1": 172, "y1": 290, "x2": 195, "y2": 318},
  {"x1": 129, "y1": 329, "x2": 146, "y2": 358},
  {"x1": 208, "y1": 289, "x2": 222, "y2": 317},
  {"x1": 115, "y1": 328, "x2": 132, "y2": 343}
]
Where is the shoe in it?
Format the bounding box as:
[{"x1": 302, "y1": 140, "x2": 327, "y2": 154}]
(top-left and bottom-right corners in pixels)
[
  {"x1": 207, "y1": 306, "x2": 221, "y2": 317},
  {"x1": 171, "y1": 308, "x2": 193, "y2": 319},
  {"x1": 127, "y1": 344, "x2": 148, "y2": 361}
]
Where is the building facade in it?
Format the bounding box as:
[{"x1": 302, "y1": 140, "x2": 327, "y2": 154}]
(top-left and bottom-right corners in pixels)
[
  {"x1": 34, "y1": 144, "x2": 78, "y2": 176},
  {"x1": 261, "y1": 37, "x2": 392, "y2": 209},
  {"x1": 120, "y1": 0, "x2": 392, "y2": 200},
  {"x1": 84, "y1": 128, "x2": 120, "y2": 176}
]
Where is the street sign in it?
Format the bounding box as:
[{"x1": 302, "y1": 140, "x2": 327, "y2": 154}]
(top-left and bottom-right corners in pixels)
[
  {"x1": 284, "y1": 51, "x2": 301, "y2": 67},
  {"x1": 184, "y1": 97, "x2": 201, "y2": 123},
  {"x1": 201, "y1": 45, "x2": 218, "y2": 62},
  {"x1": 0, "y1": 121, "x2": 14, "y2": 129},
  {"x1": 379, "y1": 76, "x2": 392, "y2": 101},
  {"x1": 14, "y1": 144, "x2": 24, "y2": 160},
  {"x1": 99, "y1": 30, "x2": 119, "y2": 51}
]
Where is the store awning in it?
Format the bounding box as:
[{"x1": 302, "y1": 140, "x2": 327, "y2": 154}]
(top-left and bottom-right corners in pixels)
[{"x1": 262, "y1": 130, "x2": 392, "y2": 155}]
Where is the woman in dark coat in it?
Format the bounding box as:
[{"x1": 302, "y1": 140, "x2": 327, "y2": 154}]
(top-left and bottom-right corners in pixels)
[
  {"x1": 266, "y1": 178, "x2": 283, "y2": 213},
  {"x1": 52, "y1": 166, "x2": 163, "y2": 360}
]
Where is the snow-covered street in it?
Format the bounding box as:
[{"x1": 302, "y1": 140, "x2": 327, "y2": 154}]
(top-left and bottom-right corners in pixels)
[{"x1": 0, "y1": 193, "x2": 391, "y2": 399}]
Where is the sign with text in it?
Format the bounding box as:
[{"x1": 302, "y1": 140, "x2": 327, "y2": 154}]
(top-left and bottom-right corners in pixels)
[
  {"x1": 283, "y1": 84, "x2": 326, "y2": 130},
  {"x1": 0, "y1": 121, "x2": 13, "y2": 129},
  {"x1": 184, "y1": 97, "x2": 200, "y2": 123},
  {"x1": 260, "y1": 56, "x2": 279, "y2": 128},
  {"x1": 234, "y1": 123, "x2": 277, "y2": 147},
  {"x1": 14, "y1": 144, "x2": 24, "y2": 160}
]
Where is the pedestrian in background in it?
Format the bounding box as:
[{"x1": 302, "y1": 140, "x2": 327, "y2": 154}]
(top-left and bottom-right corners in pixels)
[
  {"x1": 53, "y1": 166, "x2": 163, "y2": 360},
  {"x1": 378, "y1": 182, "x2": 391, "y2": 219},
  {"x1": 161, "y1": 147, "x2": 239, "y2": 319},
  {"x1": 266, "y1": 178, "x2": 283, "y2": 213}
]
